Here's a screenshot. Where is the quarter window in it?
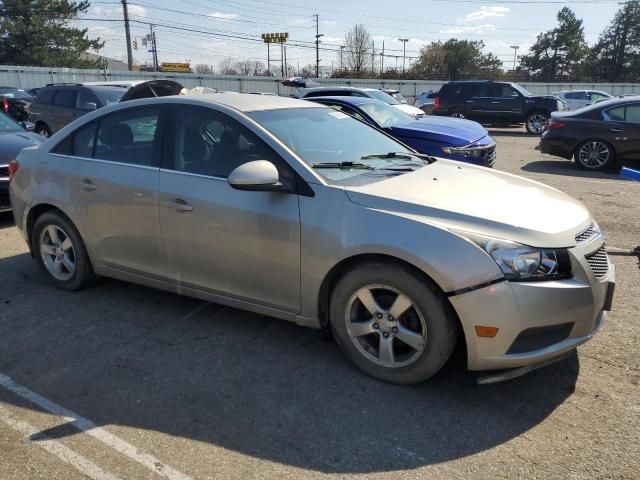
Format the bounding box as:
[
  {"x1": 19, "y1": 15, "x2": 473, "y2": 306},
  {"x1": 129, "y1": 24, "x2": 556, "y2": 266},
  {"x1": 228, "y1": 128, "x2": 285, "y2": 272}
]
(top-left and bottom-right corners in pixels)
[
  {"x1": 94, "y1": 108, "x2": 160, "y2": 166},
  {"x1": 624, "y1": 105, "x2": 640, "y2": 123},
  {"x1": 53, "y1": 89, "x2": 77, "y2": 108},
  {"x1": 169, "y1": 107, "x2": 281, "y2": 178},
  {"x1": 606, "y1": 106, "x2": 627, "y2": 122}
]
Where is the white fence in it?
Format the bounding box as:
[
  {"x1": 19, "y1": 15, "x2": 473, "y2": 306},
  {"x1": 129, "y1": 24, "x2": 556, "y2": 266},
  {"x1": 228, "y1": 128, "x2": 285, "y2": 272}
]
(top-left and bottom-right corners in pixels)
[{"x1": 2, "y1": 65, "x2": 639, "y2": 103}]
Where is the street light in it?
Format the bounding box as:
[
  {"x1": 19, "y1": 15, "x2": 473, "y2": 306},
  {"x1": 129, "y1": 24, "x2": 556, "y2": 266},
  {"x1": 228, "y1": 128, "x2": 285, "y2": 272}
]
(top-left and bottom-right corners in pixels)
[
  {"x1": 398, "y1": 38, "x2": 409, "y2": 74},
  {"x1": 510, "y1": 45, "x2": 519, "y2": 74}
]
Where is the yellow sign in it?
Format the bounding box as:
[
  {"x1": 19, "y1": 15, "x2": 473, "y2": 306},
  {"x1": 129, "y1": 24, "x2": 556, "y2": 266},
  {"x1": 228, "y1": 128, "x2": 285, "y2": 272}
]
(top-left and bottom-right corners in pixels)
[
  {"x1": 161, "y1": 62, "x2": 191, "y2": 73},
  {"x1": 261, "y1": 32, "x2": 289, "y2": 43}
]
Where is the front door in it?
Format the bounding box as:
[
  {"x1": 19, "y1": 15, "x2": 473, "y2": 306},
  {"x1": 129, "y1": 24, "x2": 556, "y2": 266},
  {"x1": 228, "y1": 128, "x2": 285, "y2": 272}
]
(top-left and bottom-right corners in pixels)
[
  {"x1": 51, "y1": 88, "x2": 78, "y2": 133},
  {"x1": 158, "y1": 105, "x2": 301, "y2": 312},
  {"x1": 66, "y1": 106, "x2": 166, "y2": 278},
  {"x1": 485, "y1": 84, "x2": 524, "y2": 122}
]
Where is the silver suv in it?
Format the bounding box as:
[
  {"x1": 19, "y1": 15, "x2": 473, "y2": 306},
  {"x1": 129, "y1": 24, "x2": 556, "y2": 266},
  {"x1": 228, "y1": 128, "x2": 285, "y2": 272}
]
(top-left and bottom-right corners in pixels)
[
  {"x1": 9, "y1": 94, "x2": 615, "y2": 384},
  {"x1": 30, "y1": 80, "x2": 182, "y2": 137}
]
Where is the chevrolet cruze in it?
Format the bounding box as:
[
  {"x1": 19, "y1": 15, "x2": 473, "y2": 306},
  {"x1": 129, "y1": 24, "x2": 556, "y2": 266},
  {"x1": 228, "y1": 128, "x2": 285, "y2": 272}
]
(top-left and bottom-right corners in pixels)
[{"x1": 9, "y1": 94, "x2": 615, "y2": 384}]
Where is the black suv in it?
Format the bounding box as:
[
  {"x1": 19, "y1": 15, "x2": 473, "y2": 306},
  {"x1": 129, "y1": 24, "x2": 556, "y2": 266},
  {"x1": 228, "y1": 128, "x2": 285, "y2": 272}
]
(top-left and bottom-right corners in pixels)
[
  {"x1": 30, "y1": 81, "x2": 183, "y2": 137},
  {"x1": 433, "y1": 81, "x2": 564, "y2": 134}
]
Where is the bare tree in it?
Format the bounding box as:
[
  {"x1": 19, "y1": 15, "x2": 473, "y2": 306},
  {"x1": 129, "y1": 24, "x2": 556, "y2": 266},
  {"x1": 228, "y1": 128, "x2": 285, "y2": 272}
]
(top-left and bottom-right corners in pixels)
[
  {"x1": 218, "y1": 56, "x2": 238, "y2": 75},
  {"x1": 344, "y1": 24, "x2": 372, "y2": 76},
  {"x1": 195, "y1": 63, "x2": 214, "y2": 74}
]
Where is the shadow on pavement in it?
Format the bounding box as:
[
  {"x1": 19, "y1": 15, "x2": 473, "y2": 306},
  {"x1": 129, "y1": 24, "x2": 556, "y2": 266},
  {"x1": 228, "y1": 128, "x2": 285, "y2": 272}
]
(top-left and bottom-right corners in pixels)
[
  {"x1": 486, "y1": 128, "x2": 531, "y2": 138},
  {"x1": 0, "y1": 212, "x2": 15, "y2": 229},
  {"x1": 521, "y1": 159, "x2": 636, "y2": 180},
  {"x1": 0, "y1": 252, "x2": 579, "y2": 474}
]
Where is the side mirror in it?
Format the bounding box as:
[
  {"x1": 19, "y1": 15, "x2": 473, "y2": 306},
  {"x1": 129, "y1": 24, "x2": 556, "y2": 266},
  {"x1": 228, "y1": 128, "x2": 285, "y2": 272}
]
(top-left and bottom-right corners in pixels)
[
  {"x1": 20, "y1": 121, "x2": 36, "y2": 132},
  {"x1": 81, "y1": 102, "x2": 97, "y2": 111},
  {"x1": 227, "y1": 160, "x2": 281, "y2": 191}
]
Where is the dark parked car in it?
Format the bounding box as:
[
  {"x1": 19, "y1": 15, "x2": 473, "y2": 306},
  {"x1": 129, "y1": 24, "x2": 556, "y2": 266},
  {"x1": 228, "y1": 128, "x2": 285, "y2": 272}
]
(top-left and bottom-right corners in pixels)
[
  {"x1": 433, "y1": 80, "x2": 564, "y2": 135},
  {"x1": 27, "y1": 87, "x2": 41, "y2": 98},
  {"x1": 0, "y1": 86, "x2": 33, "y2": 123},
  {"x1": 308, "y1": 96, "x2": 496, "y2": 167},
  {"x1": 539, "y1": 96, "x2": 640, "y2": 171},
  {"x1": 0, "y1": 112, "x2": 44, "y2": 212},
  {"x1": 30, "y1": 80, "x2": 183, "y2": 137}
]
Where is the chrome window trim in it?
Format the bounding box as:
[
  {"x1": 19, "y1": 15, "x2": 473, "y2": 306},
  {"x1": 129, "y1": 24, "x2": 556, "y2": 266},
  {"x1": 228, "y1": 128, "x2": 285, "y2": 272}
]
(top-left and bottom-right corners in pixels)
[
  {"x1": 159, "y1": 168, "x2": 226, "y2": 182},
  {"x1": 48, "y1": 152, "x2": 159, "y2": 171}
]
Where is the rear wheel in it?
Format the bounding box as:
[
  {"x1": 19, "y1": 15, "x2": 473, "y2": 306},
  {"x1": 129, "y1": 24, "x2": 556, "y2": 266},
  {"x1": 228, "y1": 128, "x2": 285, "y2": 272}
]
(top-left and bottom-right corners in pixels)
[
  {"x1": 32, "y1": 211, "x2": 96, "y2": 290},
  {"x1": 574, "y1": 140, "x2": 618, "y2": 171},
  {"x1": 450, "y1": 109, "x2": 466, "y2": 119},
  {"x1": 525, "y1": 112, "x2": 549, "y2": 134},
  {"x1": 329, "y1": 262, "x2": 457, "y2": 384},
  {"x1": 35, "y1": 123, "x2": 51, "y2": 138}
]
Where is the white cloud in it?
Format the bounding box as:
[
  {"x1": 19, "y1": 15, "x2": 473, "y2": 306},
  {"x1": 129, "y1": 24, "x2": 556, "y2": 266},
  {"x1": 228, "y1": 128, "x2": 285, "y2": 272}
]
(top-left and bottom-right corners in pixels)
[
  {"x1": 323, "y1": 20, "x2": 338, "y2": 26},
  {"x1": 322, "y1": 36, "x2": 343, "y2": 44},
  {"x1": 128, "y1": 5, "x2": 146, "y2": 17},
  {"x1": 441, "y1": 24, "x2": 496, "y2": 35},
  {"x1": 465, "y1": 6, "x2": 509, "y2": 22},
  {"x1": 287, "y1": 17, "x2": 311, "y2": 26},
  {"x1": 92, "y1": 5, "x2": 145, "y2": 17},
  {"x1": 208, "y1": 12, "x2": 239, "y2": 20}
]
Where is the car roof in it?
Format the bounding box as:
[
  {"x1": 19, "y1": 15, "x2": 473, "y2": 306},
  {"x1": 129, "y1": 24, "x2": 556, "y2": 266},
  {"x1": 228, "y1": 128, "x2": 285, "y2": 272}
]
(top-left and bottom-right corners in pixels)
[
  {"x1": 302, "y1": 86, "x2": 377, "y2": 93},
  {"x1": 305, "y1": 95, "x2": 379, "y2": 106},
  {"x1": 181, "y1": 92, "x2": 323, "y2": 112}
]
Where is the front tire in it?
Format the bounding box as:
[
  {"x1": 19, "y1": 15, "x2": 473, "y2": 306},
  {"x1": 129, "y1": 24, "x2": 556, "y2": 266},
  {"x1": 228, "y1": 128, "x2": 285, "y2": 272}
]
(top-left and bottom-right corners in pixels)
[
  {"x1": 32, "y1": 211, "x2": 95, "y2": 290},
  {"x1": 329, "y1": 262, "x2": 458, "y2": 384},
  {"x1": 525, "y1": 112, "x2": 549, "y2": 135},
  {"x1": 574, "y1": 140, "x2": 618, "y2": 171}
]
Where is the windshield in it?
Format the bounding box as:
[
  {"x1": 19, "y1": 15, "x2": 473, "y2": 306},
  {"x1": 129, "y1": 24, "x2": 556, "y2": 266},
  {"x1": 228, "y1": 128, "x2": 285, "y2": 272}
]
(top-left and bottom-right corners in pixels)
[
  {"x1": 0, "y1": 113, "x2": 23, "y2": 133},
  {"x1": 94, "y1": 89, "x2": 126, "y2": 106},
  {"x1": 359, "y1": 102, "x2": 413, "y2": 128},
  {"x1": 512, "y1": 84, "x2": 533, "y2": 97},
  {"x1": 367, "y1": 90, "x2": 400, "y2": 105},
  {"x1": 249, "y1": 107, "x2": 418, "y2": 184},
  {"x1": 0, "y1": 88, "x2": 32, "y2": 100}
]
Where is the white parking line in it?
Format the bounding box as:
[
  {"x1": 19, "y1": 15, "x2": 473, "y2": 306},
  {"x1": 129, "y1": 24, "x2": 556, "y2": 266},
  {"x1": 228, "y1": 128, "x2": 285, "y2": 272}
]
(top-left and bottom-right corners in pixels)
[
  {"x1": 0, "y1": 403, "x2": 122, "y2": 480},
  {"x1": 0, "y1": 373, "x2": 193, "y2": 480}
]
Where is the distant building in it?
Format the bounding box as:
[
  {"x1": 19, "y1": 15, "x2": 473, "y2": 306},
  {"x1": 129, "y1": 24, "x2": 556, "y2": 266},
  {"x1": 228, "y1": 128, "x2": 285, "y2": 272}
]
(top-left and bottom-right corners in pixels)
[{"x1": 82, "y1": 53, "x2": 129, "y2": 71}]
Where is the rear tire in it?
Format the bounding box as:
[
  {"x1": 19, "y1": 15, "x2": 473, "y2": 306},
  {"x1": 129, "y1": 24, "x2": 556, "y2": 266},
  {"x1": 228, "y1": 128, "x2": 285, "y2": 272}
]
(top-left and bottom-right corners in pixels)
[
  {"x1": 450, "y1": 109, "x2": 466, "y2": 119},
  {"x1": 329, "y1": 261, "x2": 458, "y2": 384},
  {"x1": 35, "y1": 123, "x2": 51, "y2": 138},
  {"x1": 32, "y1": 211, "x2": 96, "y2": 291},
  {"x1": 574, "y1": 140, "x2": 619, "y2": 171}
]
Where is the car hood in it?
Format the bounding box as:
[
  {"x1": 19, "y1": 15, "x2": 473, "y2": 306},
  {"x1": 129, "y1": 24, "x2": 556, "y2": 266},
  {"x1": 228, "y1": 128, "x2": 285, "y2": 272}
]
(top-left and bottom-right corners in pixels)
[
  {"x1": 344, "y1": 160, "x2": 590, "y2": 248},
  {"x1": 392, "y1": 104, "x2": 425, "y2": 117},
  {"x1": 0, "y1": 132, "x2": 45, "y2": 161},
  {"x1": 389, "y1": 117, "x2": 488, "y2": 146}
]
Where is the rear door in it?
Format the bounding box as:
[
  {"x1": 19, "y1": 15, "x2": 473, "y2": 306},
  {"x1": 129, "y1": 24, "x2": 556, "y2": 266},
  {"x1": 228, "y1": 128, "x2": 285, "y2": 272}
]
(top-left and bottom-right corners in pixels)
[
  {"x1": 606, "y1": 104, "x2": 640, "y2": 160},
  {"x1": 51, "y1": 88, "x2": 78, "y2": 132},
  {"x1": 462, "y1": 83, "x2": 491, "y2": 120},
  {"x1": 63, "y1": 106, "x2": 167, "y2": 278},
  {"x1": 157, "y1": 105, "x2": 301, "y2": 312}
]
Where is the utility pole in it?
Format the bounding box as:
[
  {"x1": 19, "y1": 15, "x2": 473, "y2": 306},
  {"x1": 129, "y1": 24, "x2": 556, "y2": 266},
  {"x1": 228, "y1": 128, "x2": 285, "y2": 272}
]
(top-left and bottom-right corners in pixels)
[
  {"x1": 381, "y1": 40, "x2": 385, "y2": 74},
  {"x1": 510, "y1": 45, "x2": 519, "y2": 75},
  {"x1": 121, "y1": 0, "x2": 133, "y2": 70},
  {"x1": 398, "y1": 38, "x2": 409, "y2": 75},
  {"x1": 280, "y1": 42, "x2": 284, "y2": 77},
  {"x1": 284, "y1": 44, "x2": 288, "y2": 77},
  {"x1": 150, "y1": 24, "x2": 159, "y2": 71},
  {"x1": 315, "y1": 14, "x2": 323, "y2": 78},
  {"x1": 371, "y1": 41, "x2": 375, "y2": 75}
]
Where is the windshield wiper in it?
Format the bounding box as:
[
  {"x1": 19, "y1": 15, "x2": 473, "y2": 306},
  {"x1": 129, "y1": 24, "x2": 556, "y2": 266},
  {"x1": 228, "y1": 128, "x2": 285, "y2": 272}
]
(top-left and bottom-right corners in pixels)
[
  {"x1": 312, "y1": 161, "x2": 375, "y2": 170},
  {"x1": 361, "y1": 152, "x2": 437, "y2": 164}
]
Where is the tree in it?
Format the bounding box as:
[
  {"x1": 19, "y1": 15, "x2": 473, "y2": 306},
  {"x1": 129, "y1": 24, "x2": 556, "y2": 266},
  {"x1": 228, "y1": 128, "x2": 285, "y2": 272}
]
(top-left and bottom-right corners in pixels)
[
  {"x1": 410, "y1": 39, "x2": 502, "y2": 80},
  {"x1": 519, "y1": 7, "x2": 588, "y2": 81},
  {"x1": 217, "y1": 56, "x2": 237, "y2": 75},
  {"x1": 195, "y1": 64, "x2": 214, "y2": 74},
  {"x1": 233, "y1": 59, "x2": 266, "y2": 76},
  {"x1": 343, "y1": 24, "x2": 372, "y2": 76},
  {"x1": 0, "y1": 0, "x2": 103, "y2": 68},
  {"x1": 588, "y1": 1, "x2": 640, "y2": 82}
]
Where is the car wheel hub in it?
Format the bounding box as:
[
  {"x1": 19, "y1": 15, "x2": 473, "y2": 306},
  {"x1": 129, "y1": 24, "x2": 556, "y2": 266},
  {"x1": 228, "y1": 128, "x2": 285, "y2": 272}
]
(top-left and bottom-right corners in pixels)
[
  {"x1": 345, "y1": 284, "x2": 427, "y2": 368},
  {"x1": 579, "y1": 142, "x2": 609, "y2": 168},
  {"x1": 40, "y1": 225, "x2": 76, "y2": 281}
]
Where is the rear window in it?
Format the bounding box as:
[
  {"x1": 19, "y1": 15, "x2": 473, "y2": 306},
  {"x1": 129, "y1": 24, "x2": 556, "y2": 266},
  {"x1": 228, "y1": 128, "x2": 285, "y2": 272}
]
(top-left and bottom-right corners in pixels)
[
  {"x1": 35, "y1": 89, "x2": 55, "y2": 105},
  {"x1": 93, "y1": 89, "x2": 126, "y2": 106},
  {"x1": 53, "y1": 89, "x2": 77, "y2": 108}
]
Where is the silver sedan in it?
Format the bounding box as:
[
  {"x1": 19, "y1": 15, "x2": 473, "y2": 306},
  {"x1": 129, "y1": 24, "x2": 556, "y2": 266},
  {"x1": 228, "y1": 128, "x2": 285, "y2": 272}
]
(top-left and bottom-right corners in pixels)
[{"x1": 9, "y1": 93, "x2": 615, "y2": 384}]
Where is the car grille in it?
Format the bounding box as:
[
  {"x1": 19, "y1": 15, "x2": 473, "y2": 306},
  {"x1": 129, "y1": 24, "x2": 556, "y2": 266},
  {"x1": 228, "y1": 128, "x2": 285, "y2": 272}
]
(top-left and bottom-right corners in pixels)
[
  {"x1": 585, "y1": 246, "x2": 609, "y2": 280},
  {"x1": 0, "y1": 164, "x2": 8, "y2": 178},
  {"x1": 575, "y1": 223, "x2": 599, "y2": 243}
]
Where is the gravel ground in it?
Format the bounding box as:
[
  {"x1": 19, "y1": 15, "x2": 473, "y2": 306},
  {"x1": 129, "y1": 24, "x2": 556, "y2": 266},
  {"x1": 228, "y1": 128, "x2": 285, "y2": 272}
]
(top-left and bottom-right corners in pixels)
[{"x1": 0, "y1": 127, "x2": 638, "y2": 480}]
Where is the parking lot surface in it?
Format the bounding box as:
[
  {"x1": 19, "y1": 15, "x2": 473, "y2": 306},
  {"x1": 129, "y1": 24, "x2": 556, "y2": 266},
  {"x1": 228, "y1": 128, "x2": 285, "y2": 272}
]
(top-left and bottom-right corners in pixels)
[{"x1": 0, "y1": 128, "x2": 638, "y2": 479}]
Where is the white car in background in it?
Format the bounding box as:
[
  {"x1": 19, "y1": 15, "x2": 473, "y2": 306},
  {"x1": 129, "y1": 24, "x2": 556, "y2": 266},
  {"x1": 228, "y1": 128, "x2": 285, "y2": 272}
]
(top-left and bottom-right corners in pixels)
[
  {"x1": 299, "y1": 86, "x2": 425, "y2": 118},
  {"x1": 553, "y1": 90, "x2": 612, "y2": 110}
]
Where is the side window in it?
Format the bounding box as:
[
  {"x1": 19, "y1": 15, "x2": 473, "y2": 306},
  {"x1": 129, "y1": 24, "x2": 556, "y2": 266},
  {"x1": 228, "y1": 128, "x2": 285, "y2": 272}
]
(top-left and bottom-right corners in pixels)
[
  {"x1": 35, "y1": 89, "x2": 55, "y2": 105},
  {"x1": 304, "y1": 91, "x2": 325, "y2": 98},
  {"x1": 327, "y1": 104, "x2": 367, "y2": 122},
  {"x1": 591, "y1": 93, "x2": 609, "y2": 102},
  {"x1": 565, "y1": 92, "x2": 585, "y2": 100},
  {"x1": 350, "y1": 91, "x2": 368, "y2": 97},
  {"x1": 463, "y1": 84, "x2": 489, "y2": 97},
  {"x1": 606, "y1": 106, "x2": 626, "y2": 121},
  {"x1": 73, "y1": 122, "x2": 98, "y2": 157},
  {"x1": 53, "y1": 89, "x2": 77, "y2": 108},
  {"x1": 77, "y1": 89, "x2": 99, "y2": 110},
  {"x1": 94, "y1": 108, "x2": 161, "y2": 166},
  {"x1": 492, "y1": 85, "x2": 518, "y2": 98},
  {"x1": 625, "y1": 105, "x2": 640, "y2": 123},
  {"x1": 169, "y1": 106, "x2": 282, "y2": 179}
]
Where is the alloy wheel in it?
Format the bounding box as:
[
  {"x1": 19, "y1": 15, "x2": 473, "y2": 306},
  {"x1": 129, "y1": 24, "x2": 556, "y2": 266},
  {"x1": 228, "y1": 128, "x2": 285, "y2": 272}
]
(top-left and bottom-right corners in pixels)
[
  {"x1": 345, "y1": 284, "x2": 427, "y2": 368},
  {"x1": 578, "y1": 141, "x2": 611, "y2": 169},
  {"x1": 451, "y1": 112, "x2": 465, "y2": 119},
  {"x1": 39, "y1": 225, "x2": 76, "y2": 281},
  {"x1": 527, "y1": 114, "x2": 549, "y2": 134}
]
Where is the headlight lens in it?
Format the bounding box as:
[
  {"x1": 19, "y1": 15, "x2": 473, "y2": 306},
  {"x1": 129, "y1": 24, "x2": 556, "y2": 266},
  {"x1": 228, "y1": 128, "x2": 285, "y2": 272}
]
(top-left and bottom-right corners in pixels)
[{"x1": 460, "y1": 233, "x2": 572, "y2": 281}]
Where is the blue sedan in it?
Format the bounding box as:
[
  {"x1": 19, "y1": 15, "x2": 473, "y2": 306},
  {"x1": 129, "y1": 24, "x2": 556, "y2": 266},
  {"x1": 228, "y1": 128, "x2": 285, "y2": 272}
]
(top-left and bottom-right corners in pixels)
[{"x1": 307, "y1": 96, "x2": 496, "y2": 167}]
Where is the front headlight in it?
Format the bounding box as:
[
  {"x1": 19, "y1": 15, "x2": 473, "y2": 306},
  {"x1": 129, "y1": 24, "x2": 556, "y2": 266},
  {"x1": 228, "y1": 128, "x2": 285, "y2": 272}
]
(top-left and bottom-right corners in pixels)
[{"x1": 459, "y1": 233, "x2": 572, "y2": 281}]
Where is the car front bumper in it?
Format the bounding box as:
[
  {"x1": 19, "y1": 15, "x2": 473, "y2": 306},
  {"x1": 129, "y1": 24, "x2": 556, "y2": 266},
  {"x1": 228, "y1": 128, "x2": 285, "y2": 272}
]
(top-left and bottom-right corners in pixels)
[{"x1": 449, "y1": 237, "x2": 614, "y2": 371}]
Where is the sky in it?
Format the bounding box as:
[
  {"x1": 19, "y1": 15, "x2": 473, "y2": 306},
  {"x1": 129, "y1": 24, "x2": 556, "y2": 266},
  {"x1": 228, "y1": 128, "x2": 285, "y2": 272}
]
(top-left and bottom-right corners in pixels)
[{"x1": 79, "y1": 0, "x2": 626, "y2": 73}]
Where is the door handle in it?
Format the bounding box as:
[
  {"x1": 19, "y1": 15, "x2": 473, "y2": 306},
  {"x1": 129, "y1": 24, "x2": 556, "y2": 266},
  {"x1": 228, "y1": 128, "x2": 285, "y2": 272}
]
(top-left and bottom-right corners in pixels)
[
  {"x1": 609, "y1": 128, "x2": 623, "y2": 133},
  {"x1": 491, "y1": 101, "x2": 501, "y2": 104},
  {"x1": 160, "y1": 198, "x2": 193, "y2": 212},
  {"x1": 80, "y1": 179, "x2": 96, "y2": 191},
  {"x1": 465, "y1": 100, "x2": 475, "y2": 103}
]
